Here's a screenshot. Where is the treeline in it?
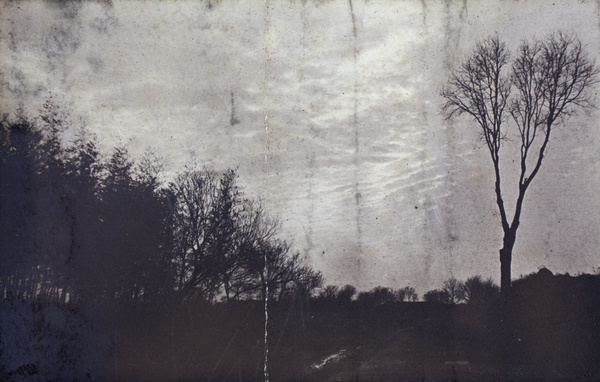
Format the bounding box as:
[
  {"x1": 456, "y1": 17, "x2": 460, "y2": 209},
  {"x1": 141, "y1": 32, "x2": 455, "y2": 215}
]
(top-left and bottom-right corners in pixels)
[
  {"x1": 315, "y1": 277, "x2": 499, "y2": 307},
  {"x1": 0, "y1": 109, "x2": 322, "y2": 306},
  {"x1": 315, "y1": 284, "x2": 418, "y2": 305},
  {"x1": 423, "y1": 276, "x2": 500, "y2": 305}
]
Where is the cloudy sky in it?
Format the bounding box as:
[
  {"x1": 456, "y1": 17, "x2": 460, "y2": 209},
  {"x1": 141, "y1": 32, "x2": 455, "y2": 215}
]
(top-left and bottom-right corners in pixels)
[{"x1": 2, "y1": 0, "x2": 600, "y2": 294}]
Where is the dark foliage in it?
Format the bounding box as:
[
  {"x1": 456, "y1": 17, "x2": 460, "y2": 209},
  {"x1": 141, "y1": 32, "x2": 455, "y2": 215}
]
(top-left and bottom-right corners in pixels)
[
  {"x1": 351, "y1": 285, "x2": 418, "y2": 306},
  {"x1": 461, "y1": 275, "x2": 500, "y2": 305},
  {"x1": 423, "y1": 289, "x2": 451, "y2": 304}
]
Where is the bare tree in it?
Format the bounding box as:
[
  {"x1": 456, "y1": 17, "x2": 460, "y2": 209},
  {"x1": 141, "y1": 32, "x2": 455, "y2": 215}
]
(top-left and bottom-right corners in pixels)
[
  {"x1": 395, "y1": 286, "x2": 418, "y2": 302},
  {"x1": 222, "y1": 204, "x2": 280, "y2": 301},
  {"x1": 441, "y1": 32, "x2": 597, "y2": 298},
  {"x1": 442, "y1": 277, "x2": 464, "y2": 304},
  {"x1": 166, "y1": 169, "x2": 322, "y2": 302},
  {"x1": 166, "y1": 169, "x2": 222, "y2": 299}
]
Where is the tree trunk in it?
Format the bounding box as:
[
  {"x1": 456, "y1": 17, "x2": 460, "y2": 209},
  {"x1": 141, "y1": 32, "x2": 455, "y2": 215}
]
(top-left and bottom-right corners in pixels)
[{"x1": 499, "y1": 228, "x2": 517, "y2": 300}]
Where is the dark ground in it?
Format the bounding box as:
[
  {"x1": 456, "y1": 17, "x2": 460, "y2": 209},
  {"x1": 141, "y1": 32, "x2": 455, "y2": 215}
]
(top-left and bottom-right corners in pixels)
[{"x1": 95, "y1": 271, "x2": 600, "y2": 382}]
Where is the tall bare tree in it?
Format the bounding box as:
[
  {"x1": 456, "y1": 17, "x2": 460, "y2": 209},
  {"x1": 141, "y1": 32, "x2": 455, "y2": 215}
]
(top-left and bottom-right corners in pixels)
[{"x1": 441, "y1": 33, "x2": 597, "y2": 298}]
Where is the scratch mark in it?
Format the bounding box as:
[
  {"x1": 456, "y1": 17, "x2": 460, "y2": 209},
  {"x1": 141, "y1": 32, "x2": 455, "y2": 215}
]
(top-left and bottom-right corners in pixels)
[
  {"x1": 312, "y1": 349, "x2": 348, "y2": 370},
  {"x1": 263, "y1": 249, "x2": 269, "y2": 382},
  {"x1": 262, "y1": 1, "x2": 271, "y2": 379},
  {"x1": 348, "y1": 0, "x2": 363, "y2": 274},
  {"x1": 300, "y1": 2, "x2": 317, "y2": 259},
  {"x1": 264, "y1": 114, "x2": 269, "y2": 163},
  {"x1": 263, "y1": 0, "x2": 271, "y2": 165}
]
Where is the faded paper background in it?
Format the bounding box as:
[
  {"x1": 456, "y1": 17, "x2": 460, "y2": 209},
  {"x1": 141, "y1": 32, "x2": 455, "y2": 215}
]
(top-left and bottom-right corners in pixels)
[{"x1": 1, "y1": 0, "x2": 599, "y2": 296}]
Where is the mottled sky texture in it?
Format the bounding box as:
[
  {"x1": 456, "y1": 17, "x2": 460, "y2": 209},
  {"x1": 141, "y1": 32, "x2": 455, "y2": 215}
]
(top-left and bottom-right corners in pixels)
[{"x1": 2, "y1": 0, "x2": 600, "y2": 294}]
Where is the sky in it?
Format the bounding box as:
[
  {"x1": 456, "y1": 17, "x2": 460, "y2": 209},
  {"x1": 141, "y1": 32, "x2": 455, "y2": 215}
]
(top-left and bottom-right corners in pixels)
[{"x1": 1, "y1": 0, "x2": 600, "y2": 295}]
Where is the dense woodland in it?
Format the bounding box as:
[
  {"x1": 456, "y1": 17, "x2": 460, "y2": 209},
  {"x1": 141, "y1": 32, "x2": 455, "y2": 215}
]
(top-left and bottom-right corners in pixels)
[
  {"x1": 0, "y1": 109, "x2": 326, "y2": 380},
  {"x1": 0, "y1": 108, "x2": 323, "y2": 306},
  {"x1": 2, "y1": 110, "x2": 600, "y2": 381}
]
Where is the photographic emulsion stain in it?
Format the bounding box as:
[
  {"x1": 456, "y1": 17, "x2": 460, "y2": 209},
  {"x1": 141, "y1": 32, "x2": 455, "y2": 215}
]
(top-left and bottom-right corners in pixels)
[{"x1": 1, "y1": 0, "x2": 600, "y2": 381}]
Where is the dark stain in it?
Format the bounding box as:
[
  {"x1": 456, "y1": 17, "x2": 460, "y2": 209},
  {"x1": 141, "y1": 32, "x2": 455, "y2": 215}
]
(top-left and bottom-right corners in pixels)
[
  {"x1": 87, "y1": 56, "x2": 104, "y2": 73},
  {"x1": 306, "y1": 0, "x2": 333, "y2": 7},
  {"x1": 442, "y1": 0, "x2": 468, "y2": 72},
  {"x1": 90, "y1": 13, "x2": 116, "y2": 34},
  {"x1": 348, "y1": 0, "x2": 357, "y2": 39},
  {"x1": 43, "y1": 0, "x2": 81, "y2": 20},
  {"x1": 597, "y1": 1, "x2": 600, "y2": 35},
  {"x1": 439, "y1": 0, "x2": 467, "y2": 273},
  {"x1": 7, "y1": 29, "x2": 17, "y2": 53},
  {"x1": 44, "y1": 0, "x2": 113, "y2": 7},
  {"x1": 230, "y1": 91, "x2": 240, "y2": 126},
  {"x1": 207, "y1": 0, "x2": 222, "y2": 10},
  {"x1": 6, "y1": 68, "x2": 26, "y2": 97},
  {"x1": 44, "y1": 23, "x2": 81, "y2": 61},
  {"x1": 42, "y1": 2, "x2": 84, "y2": 63}
]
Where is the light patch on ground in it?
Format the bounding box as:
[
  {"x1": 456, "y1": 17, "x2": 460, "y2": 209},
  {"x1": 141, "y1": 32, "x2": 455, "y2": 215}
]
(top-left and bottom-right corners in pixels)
[{"x1": 311, "y1": 349, "x2": 348, "y2": 370}]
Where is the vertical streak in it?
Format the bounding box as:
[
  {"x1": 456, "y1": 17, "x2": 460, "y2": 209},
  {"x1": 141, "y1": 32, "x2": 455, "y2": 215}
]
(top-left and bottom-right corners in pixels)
[
  {"x1": 264, "y1": 114, "x2": 269, "y2": 162},
  {"x1": 347, "y1": 4, "x2": 364, "y2": 378},
  {"x1": 262, "y1": 1, "x2": 271, "y2": 381},
  {"x1": 264, "y1": 251, "x2": 269, "y2": 382},
  {"x1": 114, "y1": 329, "x2": 118, "y2": 381},
  {"x1": 301, "y1": 1, "x2": 316, "y2": 257},
  {"x1": 263, "y1": 1, "x2": 271, "y2": 165},
  {"x1": 348, "y1": 0, "x2": 363, "y2": 272},
  {"x1": 348, "y1": 0, "x2": 357, "y2": 39}
]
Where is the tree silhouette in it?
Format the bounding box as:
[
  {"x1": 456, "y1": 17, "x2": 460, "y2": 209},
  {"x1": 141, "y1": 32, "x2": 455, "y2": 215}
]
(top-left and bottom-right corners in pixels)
[
  {"x1": 459, "y1": 275, "x2": 500, "y2": 305},
  {"x1": 357, "y1": 287, "x2": 397, "y2": 306},
  {"x1": 165, "y1": 168, "x2": 321, "y2": 302},
  {"x1": 166, "y1": 169, "x2": 227, "y2": 299},
  {"x1": 0, "y1": 117, "x2": 62, "y2": 301},
  {"x1": 423, "y1": 289, "x2": 451, "y2": 304},
  {"x1": 318, "y1": 285, "x2": 339, "y2": 301},
  {"x1": 441, "y1": 277, "x2": 464, "y2": 304},
  {"x1": 441, "y1": 32, "x2": 598, "y2": 298},
  {"x1": 395, "y1": 286, "x2": 418, "y2": 302},
  {"x1": 336, "y1": 284, "x2": 357, "y2": 304}
]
